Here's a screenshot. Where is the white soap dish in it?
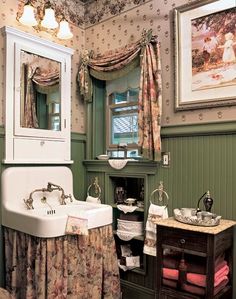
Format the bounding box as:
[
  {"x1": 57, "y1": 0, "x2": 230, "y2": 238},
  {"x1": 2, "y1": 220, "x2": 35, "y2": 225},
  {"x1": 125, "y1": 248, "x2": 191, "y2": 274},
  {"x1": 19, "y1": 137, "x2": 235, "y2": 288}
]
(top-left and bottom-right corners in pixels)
[{"x1": 97, "y1": 154, "x2": 109, "y2": 160}]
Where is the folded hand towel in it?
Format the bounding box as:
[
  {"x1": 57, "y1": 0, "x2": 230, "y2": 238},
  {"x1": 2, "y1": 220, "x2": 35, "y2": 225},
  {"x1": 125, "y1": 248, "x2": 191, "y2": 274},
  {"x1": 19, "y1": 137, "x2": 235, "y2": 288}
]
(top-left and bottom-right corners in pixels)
[
  {"x1": 182, "y1": 277, "x2": 229, "y2": 296},
  {"x1": 162, "y1": 268, "x2": 179, "y2": 280},
  {"x1": 162, "y1": 277, "x2": 229, "y2": 296},
  {"x1": 163, "y1": 253, "x2": 225, "y2": 274},
  {"x1": 65, "y1": 216, "x2": 88, "y2": 235},
  {"x1": 187, "y1": 264, "x2": 229, "y2": 287},
  {"x1": 143, "y1": 203, "x2": 168, "y2": 256},
  {"x1": 162, "y1": 278, "x2": 177, "y2": 288}
]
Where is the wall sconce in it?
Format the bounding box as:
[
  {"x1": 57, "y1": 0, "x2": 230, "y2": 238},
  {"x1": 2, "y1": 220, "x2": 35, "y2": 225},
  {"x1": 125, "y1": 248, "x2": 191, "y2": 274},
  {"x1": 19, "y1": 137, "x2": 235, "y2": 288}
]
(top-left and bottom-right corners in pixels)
[{"x1": 18, "y1": 1, "x2": 73, "y2": 40}]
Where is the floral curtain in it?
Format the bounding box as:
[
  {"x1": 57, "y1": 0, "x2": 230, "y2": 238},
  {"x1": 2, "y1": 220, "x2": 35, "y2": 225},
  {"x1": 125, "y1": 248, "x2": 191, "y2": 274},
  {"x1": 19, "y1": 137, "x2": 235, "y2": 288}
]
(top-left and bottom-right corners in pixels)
[
  {"x1": 138, "y1": 38, "x2": 162, "y2": 161},
  {"x1": 4, "y1": 225, "x2": 120, "y2": 299},
  {"x1": 22, "y1": 64, "x2": 39, "y2": 128},
  {"x1": 22, "y1": 64, "x2": 60, "y2": 128},
  {"x1": 77, "y1": 29, "x2": 162, "y2": 161}
]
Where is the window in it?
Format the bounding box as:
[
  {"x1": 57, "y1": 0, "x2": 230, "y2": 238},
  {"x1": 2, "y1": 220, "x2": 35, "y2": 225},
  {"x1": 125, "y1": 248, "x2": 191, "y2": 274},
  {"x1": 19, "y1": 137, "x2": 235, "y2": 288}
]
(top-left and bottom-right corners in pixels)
[
  {"x1": 107, "y1": 88, "x2": 139, "y2": 158},
  {"x1": 106, "y1": 67, "x2": 140, "y2": 158}
]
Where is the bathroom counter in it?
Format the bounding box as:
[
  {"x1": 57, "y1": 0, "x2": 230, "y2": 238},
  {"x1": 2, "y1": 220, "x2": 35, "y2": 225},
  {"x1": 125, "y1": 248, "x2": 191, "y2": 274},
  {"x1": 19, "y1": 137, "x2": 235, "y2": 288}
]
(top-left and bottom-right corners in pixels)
[{"x1": 153, "y1": 217, "x2": 235, "y2": 234}]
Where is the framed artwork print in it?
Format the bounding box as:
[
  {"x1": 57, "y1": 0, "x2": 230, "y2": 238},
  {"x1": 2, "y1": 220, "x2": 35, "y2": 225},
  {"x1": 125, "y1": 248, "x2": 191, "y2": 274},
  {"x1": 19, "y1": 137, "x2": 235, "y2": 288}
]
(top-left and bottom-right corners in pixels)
[{"x1": 174, "y1": 0, "x2": 236, "y2": 110}]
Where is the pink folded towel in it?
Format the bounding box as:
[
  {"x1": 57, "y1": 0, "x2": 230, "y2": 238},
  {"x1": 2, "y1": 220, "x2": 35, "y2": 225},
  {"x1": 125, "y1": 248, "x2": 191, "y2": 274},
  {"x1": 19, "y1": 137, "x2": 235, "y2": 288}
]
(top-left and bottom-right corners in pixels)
[
  {"x1": 187, "y1": 263, "x2": 229, "y2": 288},
  {"x1": 182, "y1": 277, "x2": 229, "y2": 296},
  {"x1": 162, "y1": 277, "x2": 229, "y2": 296},
  {"x1": 163, "y1": 253, "x2": 225, "y2": 274},
  {"x1": 162, "y1": 268, "x2": 179, "y2": 280}
]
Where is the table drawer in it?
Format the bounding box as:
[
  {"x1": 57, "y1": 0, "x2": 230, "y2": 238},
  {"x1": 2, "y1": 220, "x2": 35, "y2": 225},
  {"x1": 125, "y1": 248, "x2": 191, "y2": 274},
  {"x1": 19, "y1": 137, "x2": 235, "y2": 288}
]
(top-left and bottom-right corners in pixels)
[{"x1": 158, "y1": 227, "x2": 208, "y2": 254}]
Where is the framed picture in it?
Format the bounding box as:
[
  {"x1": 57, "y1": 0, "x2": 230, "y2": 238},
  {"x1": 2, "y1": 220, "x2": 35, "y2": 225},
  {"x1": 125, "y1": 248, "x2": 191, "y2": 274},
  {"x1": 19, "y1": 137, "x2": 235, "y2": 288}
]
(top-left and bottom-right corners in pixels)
[{"x1": 174, "y1": 0, "x2": 236, "y2": 110}]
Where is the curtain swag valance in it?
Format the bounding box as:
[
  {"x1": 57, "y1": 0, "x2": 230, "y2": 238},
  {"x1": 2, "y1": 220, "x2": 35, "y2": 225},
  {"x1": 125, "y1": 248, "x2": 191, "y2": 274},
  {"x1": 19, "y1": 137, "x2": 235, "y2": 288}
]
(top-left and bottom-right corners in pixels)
[
  {"x1": 77, "y1": 28, "x2": 162, "y2": 161},
  {"x1": 77, "y1": 28, "x2": 154, "y2": 102}
]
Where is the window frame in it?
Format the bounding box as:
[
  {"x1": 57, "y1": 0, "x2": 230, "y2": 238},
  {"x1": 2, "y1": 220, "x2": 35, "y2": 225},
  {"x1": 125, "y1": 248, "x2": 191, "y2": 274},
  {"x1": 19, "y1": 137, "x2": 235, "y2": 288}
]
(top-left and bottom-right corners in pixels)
[{"x1": 106, "y1": 89, "x2": 139, "y2": 153}]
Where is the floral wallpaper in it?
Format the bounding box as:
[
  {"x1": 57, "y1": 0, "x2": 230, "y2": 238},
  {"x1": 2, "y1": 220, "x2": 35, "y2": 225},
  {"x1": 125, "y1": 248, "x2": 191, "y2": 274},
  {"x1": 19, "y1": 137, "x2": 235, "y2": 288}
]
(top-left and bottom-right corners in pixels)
[
  {"x1": 0, "y1": 0, "x2": 235, "y2": 135},
  {"x1": 82, "y1": 0, "x2": 236, "y2": 127}
]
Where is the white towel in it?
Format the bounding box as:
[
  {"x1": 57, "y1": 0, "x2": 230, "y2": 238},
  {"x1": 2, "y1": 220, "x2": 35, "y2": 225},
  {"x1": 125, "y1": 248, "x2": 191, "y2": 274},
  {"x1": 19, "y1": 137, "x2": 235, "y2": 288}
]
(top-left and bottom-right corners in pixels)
[
  {"x1": 86, "y1": 195, "x2": 101, "y2": 204},
  {"x1": 143, "y1": 203, "x2": 168, "y2": 256},
  {"x1": 117, "y1": 204, "x2": 138, "y2": 213}
]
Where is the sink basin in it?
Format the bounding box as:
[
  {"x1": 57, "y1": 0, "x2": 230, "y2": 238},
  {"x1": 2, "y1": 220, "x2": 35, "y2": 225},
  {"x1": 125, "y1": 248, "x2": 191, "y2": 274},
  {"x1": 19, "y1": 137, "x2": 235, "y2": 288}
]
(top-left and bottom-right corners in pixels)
[{"x1": 1, "y1": 167, "x2": 112, "y2": 238}]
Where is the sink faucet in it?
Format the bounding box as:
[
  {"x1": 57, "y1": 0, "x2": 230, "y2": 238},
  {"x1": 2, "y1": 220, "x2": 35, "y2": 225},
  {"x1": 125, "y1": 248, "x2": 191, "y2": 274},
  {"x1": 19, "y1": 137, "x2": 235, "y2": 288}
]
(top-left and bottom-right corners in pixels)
[
  {"x1": 23, "y1": 183, "x2": 72, "y2": 210},
  {"x1": 47, "y1": 182, "x2": 73, "y2": 205},
  {"x1": 24, "y1": 187, "x2": 48, "y2": 210}
]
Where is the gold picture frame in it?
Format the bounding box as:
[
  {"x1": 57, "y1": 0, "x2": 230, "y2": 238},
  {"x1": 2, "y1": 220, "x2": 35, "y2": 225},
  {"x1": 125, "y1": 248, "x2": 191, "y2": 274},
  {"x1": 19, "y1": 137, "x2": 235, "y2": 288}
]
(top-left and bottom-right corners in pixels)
[{"x1": 174, "y1": 0, "x2": 236, "y2": 110}]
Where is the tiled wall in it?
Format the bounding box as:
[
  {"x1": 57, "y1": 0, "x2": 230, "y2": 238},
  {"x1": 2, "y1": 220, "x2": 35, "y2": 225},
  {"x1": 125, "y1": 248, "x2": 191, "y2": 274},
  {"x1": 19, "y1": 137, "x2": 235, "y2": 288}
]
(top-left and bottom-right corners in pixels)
[{"x1": 0, "y1": 0, "x2": 235, "y2": 135}]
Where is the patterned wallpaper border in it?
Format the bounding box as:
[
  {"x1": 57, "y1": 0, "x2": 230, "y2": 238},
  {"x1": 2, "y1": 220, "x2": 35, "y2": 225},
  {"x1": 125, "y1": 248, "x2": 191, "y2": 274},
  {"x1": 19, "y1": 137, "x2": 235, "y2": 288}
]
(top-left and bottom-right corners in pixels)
[{"x1": 18, "y1": 0, "x2": 152, "y2": 29}]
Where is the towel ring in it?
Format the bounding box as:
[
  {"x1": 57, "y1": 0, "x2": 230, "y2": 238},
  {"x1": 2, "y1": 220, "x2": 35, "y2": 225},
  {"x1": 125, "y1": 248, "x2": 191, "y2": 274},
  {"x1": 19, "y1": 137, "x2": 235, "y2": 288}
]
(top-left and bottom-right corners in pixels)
[
  {"x1": 87, "y1": 177, "x2": 101, "y2": 199},
  {"x1": 150, "y1": 181, "x2": 169, "y2": 207}
]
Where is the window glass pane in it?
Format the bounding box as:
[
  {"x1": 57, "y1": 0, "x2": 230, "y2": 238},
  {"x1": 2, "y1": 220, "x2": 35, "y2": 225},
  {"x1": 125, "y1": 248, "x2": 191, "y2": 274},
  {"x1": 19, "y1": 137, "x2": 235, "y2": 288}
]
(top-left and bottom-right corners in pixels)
[
  {"x1": 110, "y1": 88, "x2": 139, "y2": 105},
  {"x1": 108, "y1": 150, "x2": 139, "y2": 158},
  {"x1": 128, "y1": 89, "x2": 139, "y2": 102},
  {"x1": 112, "y1": 112, "x2": 138, "y2": 145}
]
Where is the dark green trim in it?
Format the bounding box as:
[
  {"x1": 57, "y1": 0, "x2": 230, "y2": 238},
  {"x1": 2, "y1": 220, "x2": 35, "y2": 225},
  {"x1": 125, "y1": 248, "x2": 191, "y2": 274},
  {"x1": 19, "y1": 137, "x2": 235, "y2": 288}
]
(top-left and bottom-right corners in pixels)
[
  {"x1": 161, "y1": 121, "x2": 236, "y2": 137},
  {"x1": 0, "y1": 127, "x2": 4, "y2": 136},
  {"x1": 84, "y1": 160, "x2": 159, "y2": 175},
  {"x1": 71, "y1": 132, "x2": 87, "y2": 142},
  {"x1": 121, "y1": 279, "x2": 155, "y2": 295}
]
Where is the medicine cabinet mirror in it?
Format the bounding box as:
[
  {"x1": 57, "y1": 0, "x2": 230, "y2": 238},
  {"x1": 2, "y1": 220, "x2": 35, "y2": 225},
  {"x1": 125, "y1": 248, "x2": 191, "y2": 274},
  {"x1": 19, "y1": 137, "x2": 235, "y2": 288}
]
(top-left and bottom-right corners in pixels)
[{"x1": 2, "y1": 26, "x2": 74, "y2": 164}]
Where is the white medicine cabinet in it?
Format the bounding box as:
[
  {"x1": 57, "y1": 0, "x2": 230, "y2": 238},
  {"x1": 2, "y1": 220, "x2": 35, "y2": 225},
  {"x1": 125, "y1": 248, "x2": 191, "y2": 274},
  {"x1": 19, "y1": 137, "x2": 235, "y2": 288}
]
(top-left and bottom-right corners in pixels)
[{"x1": 2, "y1": 26, "x2": 74, "y2": 164}]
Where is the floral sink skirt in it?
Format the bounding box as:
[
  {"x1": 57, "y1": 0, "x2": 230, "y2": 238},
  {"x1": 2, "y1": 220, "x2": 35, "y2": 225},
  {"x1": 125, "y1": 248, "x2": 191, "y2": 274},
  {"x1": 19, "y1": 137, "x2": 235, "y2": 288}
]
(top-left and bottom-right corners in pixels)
[{"x1": 4, "y1": 225, "x2": 120, "y2": 299}]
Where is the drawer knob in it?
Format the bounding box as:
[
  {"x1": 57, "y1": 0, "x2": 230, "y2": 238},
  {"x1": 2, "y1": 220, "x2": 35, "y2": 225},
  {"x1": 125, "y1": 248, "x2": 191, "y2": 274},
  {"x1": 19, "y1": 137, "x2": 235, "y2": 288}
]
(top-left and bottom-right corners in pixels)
[
  {"x1": 180, "y1": 238, "x2": 185, "y2": 245},
  {"x1": 40, "y1": 141, "x2": 45, "y2": 146}
]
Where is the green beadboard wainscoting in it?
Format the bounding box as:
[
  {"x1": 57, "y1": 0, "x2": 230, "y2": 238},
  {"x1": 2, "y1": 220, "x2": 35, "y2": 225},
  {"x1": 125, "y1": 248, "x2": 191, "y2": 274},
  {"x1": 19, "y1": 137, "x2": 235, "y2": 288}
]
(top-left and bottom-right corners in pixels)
[
  {"x1": 159, "y1": 123, "x2": 236, "y2": 299},
  {"x1": 70, "y1": 132, "x2": 87, "y2": 201}
]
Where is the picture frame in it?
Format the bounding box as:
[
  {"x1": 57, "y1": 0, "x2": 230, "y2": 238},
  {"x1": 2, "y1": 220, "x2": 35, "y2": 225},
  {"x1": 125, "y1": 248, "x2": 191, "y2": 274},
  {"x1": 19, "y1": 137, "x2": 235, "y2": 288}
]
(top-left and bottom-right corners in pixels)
[{"x1": 174, "y1": 0, "x2": 236, "y2": 110}]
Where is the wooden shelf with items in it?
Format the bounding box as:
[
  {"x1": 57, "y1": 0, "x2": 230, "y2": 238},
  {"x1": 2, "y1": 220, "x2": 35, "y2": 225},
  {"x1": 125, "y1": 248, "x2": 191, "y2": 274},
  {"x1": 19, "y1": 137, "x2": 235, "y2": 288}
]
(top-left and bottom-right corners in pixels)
[
  {"x1": 110, "y1": 175, "x2": 146, "y2": 274},
  {"x1": 155, "y1": 217, "x2": 235, "y2": 299},
  {"x1": 83, "y1": 160, "x2": 158, "y2": 299}
]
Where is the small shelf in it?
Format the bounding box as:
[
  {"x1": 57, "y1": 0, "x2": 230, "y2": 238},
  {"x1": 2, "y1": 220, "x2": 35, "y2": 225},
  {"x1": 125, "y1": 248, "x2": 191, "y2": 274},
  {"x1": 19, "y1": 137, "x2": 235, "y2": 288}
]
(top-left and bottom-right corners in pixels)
[
  {"x1": 111, "y1": 203, "x2": 144, "y2": 212},
  {"x1": 114, "y1": 230, "x2": 144, "y2": 241}
]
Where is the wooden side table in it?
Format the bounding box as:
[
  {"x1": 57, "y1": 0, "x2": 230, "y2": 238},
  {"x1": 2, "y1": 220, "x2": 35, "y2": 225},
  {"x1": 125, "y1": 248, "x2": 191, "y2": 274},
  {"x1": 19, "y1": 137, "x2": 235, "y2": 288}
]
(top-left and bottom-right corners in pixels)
[{"x1": 155, "y1": 218, "x2": 235, "y2": 299}]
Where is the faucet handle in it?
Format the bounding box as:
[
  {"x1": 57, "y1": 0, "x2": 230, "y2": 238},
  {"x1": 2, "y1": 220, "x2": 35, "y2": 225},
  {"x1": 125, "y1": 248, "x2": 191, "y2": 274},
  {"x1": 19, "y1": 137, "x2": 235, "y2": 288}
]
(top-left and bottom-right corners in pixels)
[
  {"x1": 23, "y1": 197, "x2": 34, "y2": 210},
  {"x1": 66, "y1": 194, "x2": 73, "y2": 202}
]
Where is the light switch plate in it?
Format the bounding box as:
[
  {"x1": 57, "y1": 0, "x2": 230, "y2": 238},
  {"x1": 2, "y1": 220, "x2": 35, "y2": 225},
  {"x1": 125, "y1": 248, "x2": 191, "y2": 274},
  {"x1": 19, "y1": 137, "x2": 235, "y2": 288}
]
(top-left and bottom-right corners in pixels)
[{"x1": 161, "y1": 152, "x2": 170, "y2": 167}]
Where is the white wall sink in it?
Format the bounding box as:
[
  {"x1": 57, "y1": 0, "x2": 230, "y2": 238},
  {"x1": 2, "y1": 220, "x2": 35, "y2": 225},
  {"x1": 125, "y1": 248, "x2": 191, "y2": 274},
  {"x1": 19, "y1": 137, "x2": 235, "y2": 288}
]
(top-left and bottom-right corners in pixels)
[{"x1": 1, "y1": 167, "x2": 112, "y2": 238}]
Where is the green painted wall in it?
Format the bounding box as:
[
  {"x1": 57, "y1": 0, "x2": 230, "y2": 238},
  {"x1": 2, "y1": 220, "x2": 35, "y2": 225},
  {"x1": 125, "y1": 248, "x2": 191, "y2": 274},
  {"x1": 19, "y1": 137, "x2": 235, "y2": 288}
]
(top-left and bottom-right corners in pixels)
[{"x1": 158, "y1": 132, "x2": 236, "y2": 221}]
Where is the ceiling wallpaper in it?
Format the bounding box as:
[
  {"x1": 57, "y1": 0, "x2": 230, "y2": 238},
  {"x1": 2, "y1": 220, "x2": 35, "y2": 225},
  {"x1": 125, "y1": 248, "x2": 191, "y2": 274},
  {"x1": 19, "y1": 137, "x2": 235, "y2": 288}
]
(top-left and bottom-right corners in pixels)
[{"x1": 0, "y1": 0, "x2": 235, "y2": 135}]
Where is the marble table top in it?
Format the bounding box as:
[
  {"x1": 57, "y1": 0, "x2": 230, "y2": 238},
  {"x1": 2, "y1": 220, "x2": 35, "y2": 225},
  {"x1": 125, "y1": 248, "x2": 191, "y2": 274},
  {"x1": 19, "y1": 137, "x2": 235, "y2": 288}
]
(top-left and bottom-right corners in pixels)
[{"x1": 154, "y1": 217, "x2": 236, "y2": 235}]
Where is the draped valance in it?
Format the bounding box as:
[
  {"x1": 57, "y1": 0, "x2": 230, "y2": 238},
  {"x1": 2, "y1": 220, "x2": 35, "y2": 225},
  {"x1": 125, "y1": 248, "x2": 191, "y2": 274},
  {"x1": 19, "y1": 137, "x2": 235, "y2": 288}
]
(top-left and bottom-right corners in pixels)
[
  {"x1": 77, "y1": 29, "x2": 153, "y2": 102},
  {"x1": 77, "y1": 29, "x2": 162, "y2": 161}
]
